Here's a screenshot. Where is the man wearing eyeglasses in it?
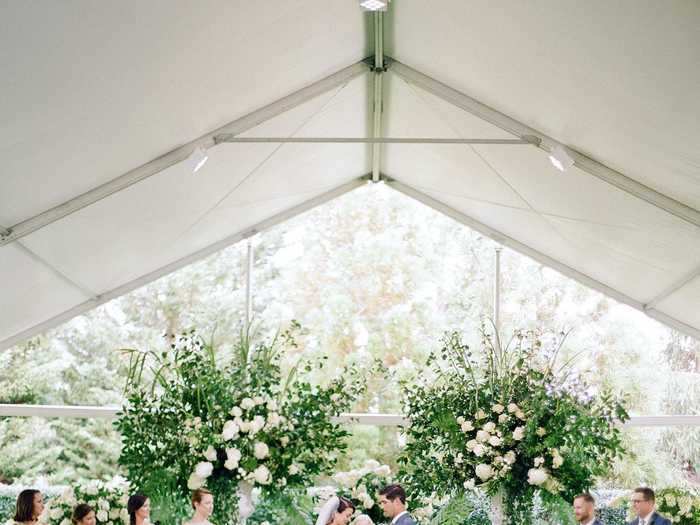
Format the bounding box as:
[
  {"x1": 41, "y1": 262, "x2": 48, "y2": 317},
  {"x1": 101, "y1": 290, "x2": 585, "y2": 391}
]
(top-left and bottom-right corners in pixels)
[{"x1": 628, "y1": 487, "x2": 671, "y2": 525}]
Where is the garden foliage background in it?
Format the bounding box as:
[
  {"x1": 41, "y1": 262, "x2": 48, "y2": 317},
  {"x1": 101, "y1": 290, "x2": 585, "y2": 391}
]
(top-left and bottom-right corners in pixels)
[{"x1": 1, "y1": 185, "x2": 698, "y2": 494}]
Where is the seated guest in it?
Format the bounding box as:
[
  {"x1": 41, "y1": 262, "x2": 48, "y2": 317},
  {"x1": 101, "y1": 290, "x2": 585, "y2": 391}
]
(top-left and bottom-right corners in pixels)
[
  {"x1": 628, "y1": 487, "x2": 671, "y2": 525},
  {"x1": 572, "y1": 493, "x2": 602, "y2": 525},
  {"x1": 72, "y1": 504, "x2": 96, "y2": 525},
  {"x1": 183, "y1": 488, "x2": 214, "y2": 525},
  {"x1": 13, "y1": 489, "x2": 44, "y2": 525}
]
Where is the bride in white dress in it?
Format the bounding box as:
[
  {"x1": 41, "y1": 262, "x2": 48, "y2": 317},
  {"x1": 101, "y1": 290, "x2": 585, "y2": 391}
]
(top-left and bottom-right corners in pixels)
[{"x1": 315, "y1": 496, "x2": 367, "y2": 525}]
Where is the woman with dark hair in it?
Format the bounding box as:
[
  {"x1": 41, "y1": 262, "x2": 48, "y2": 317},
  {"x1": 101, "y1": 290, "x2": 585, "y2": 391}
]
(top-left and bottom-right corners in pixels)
[
  {"x1": 127, "y1": 494, "x2": 150, "y2": 525},
  {"x1": 71, "y1": 504, "x2": 96, "y2": 525},
  {"x1": 13, "y1": 489, "x2": 44, "y2": 524}
]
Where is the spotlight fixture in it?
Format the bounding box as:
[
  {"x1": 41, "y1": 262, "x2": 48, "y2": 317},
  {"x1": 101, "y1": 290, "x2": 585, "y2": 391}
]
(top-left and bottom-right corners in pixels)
[
  {"x1": 187, "y1": 146, "x2": 209, "y2": 174},
  {"x1": 359, "y1": 0, "x2": 388, "y2": 11},
  {"x1": 548, "y1": 144, "x2": 575, "y2": 172}
]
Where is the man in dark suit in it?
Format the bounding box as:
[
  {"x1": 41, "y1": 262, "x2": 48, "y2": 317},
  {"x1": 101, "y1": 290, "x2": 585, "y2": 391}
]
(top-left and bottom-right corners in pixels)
[
  {"x1": 573, "y1": 493, "x2": 604, "y2": 525},
  {"x1": 378, "y1": 484, "x2": 417, "y2": 525},
  {"x1": 628, "y1": 487, "x2": 672, "y2": 525}
]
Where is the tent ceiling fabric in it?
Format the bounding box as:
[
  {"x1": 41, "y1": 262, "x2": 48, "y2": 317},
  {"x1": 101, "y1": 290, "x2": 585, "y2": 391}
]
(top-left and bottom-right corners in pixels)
[{"x1": 1, "y1": 1, "x2": 699, "y2": 348}]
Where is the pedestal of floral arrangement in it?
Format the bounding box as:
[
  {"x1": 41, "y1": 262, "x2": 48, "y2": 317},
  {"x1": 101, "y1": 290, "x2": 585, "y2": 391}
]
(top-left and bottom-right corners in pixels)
[
  {"x1": 489, "y1": 490, "x2": 505, "y2": 525},
  {"x1": 238, "y1": 481, "x2": 255, "y2": 523}
]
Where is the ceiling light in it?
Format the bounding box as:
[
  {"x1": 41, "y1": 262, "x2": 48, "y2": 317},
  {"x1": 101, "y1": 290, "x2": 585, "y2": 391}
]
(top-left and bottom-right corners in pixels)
[
  {"x1": 360, "y1": 0, "x2": 388, "y2": 11},
  {"x1": 187, "y1": 146, "x2": 209, "y2": 174},
  {"x1": 548, "y1": 145, "x2": 574, "y2": 172}
]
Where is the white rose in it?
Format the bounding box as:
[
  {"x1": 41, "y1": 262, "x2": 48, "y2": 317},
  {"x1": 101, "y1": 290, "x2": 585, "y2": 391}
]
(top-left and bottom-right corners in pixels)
[
  {"x1": 50, "y1": 508, "x2": 64, "y2": 519},
  {"x1": 507, "y1": 403, "x2": 519, "y2": 413},
  {"x1": 466, "y1": 439, "x2": 477, "y2": 451},
  {"x1": 498, "y1": 414, "x2": 509, "y2": 423},
  {"x1": 109, "y1": 509, "x2": 120, "y2": 520},
  {"x1": 534, "y1": 456, "x2": 545, "y2": 467},
  {"x1": 288, "y1": 464, "x2": 300, "y2": 475},
  {"x1": 483, "y1": 422, "x2": 496, "y2": 433},
  {"x1": 460, "y1": 421, "x2": 474, "y2": 432},
  {"x1": 85, "y1": 482, "x2": 100, "y2": 496},
  {"x1": 253, "y1": 465, "x2": 272, "y2": 484},
  {"x1": 250, "y1": 415, "x2": 266, "y2": 434},
  {"x1": 281, "y1": 436, "x2": 290, "y2": 447},
  {"x1": 266, "y1": 399, "x2": 278, "y2": 411},
  {"x1": 492, "y1": 404, "x2": 504, "y2": 414},
  {"x1": 512, "y1": 426, "x2": 525, "y2": 440},
  {"x1": 241, "y1": 398, "x2": 255, "y2": 410},
  {"x1": 61, "y1": 519, "x2": 71, "y2": 525},
  {"x1": 239, "y1": 420, "x2": 251, "y2": 433},
  {"x1": 253, "y1": 396, "x2": 265, "y2": 405},
  {"x1": 362, "y1": 494, "x2": 374, "y2": 509},
  {"x1": 536, "y1": 427, "x2": 547, "y2": 437},
  {"x1": 488, "y1": 436, "x2": 502, "y2": 447},
  {"x1": 475, "y1": 409, "x2": 487, "y2": 419},
  {"x1": 504, "y1": 451, "x2": 516, "y2": 464},
  {"x1": 203, "y1": 445, "x2": 217, "y2": 461},
  {"x1": 97, "y1": 510, "x2": 109, "y2": 522},
  {"x1": 195, "y1": 461, "x2": 214, "y2": 478},
  {"x1": 230, "y1": 406, "x2": 243, "y2": 417},
  {"x1": 476, "y1": 430, "x2": 490, "y2": 442},
  {"x1": 188, "y1": 473, "x2": 205, "y2": 490},
  {"x1": 473, "y1": 444, "x2": 486, "y2": 457},
  {"x1": 254, "y1": 442, "x2": 270, "y2": 459},
  {"x1": 463, "y1": 479, "x2": 475, "y2": 490},
  {"x1": 475, "y1": 464, "x2": 494, "y2": 481},
  {"x1": 267, "y1": 413, "x2": 281, "y2": 427},
  {"x1": 516, "y1": 410, "x2": 526, "y2": 420},
  {"x1": 527, "y1": 468, "x2": 548, "y2": 485},
  {"x1": 224, "y1": 447, "x2": 242, "y2": 470},
  {"x1": 223, "y1": 420, "x2": 240, "y2": 440},
  {"x1": 456, "y1": 416, "x2": 465, "y2": 425}
]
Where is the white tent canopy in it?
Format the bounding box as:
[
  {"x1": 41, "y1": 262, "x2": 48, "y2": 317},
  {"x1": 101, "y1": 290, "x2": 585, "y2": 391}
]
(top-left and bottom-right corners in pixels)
[{"x1": 1, "y1": 0, "x2": 699, "y2": 350}]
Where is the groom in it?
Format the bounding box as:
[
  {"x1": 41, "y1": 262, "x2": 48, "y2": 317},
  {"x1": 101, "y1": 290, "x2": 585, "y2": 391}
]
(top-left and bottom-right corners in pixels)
[{"x1": 378, "y1": 484, "x2": 417, "y2": 525}]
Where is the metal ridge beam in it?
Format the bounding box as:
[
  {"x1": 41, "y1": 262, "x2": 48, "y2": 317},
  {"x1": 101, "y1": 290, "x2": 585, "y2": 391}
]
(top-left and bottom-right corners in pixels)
[
  {"x1": 0, "y1": 61, "x2": 370, "y2": 246},
  {"x1": 0, "y1": 178, "x2": 367, "y2": 351},
  {"x1": 387, "y1": 59, "x2": 700, "y2": 230}
]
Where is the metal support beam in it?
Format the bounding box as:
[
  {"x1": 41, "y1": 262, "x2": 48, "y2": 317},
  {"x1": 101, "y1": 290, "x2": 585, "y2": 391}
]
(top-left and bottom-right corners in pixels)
[
  {"x1": 387, "y1": 59, "x2": 700, "y2": 230},
  {"x1": 0, "y1": 61, "x2": 370, "y2": 247},
  {"x1": 1, "y1": 404, "x2": 698, "y2": 427},
  {"x1": 0, "y1": 178, "x2": 368, "y2": 351},
  {"x1": 494, "y1": 247, "x2": 502, "y2": 331},
  {"x1": 214, "y1": 137, "x2": 530, "y2": 145},
  {"x1": 387, "y1": 177, "x2": 700, "y2": 341},
  {"x1": 245, "y1": 239, "x2": 254, "y2": 327},
  {"x1": 371, "y1": 12, "x2": 385, "y2": 182},
  {"x1": 644, "y1": 264, "x2": 700, "y2": 311}
]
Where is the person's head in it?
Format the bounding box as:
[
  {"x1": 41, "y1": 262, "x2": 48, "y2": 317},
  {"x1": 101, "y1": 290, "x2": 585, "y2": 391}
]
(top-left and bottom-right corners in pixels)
[
  {"x1": 14, "y1": 489, "x2": 44, "y2": 522},
  {"x1": 572, "y1": 494, "x2": 595, "y2": 523},
  {"x1": 127, "y1": 494, "x2": 150, "y2": 525},
  {"x1": 631, "y1": 487, "x2": 655, "y2": 518},
  {"x1": 192, "y1": 488, "x2": 214, "y2": 517},
  {"x1": 378, "y1": 484, "x2": 406, "y2": 519},
  {"x1": 331, "y1": 497, "x2": 355, "y2": 525},
  {"x1": 72, "y1": 504, "x2": 96, "y2": 525}
]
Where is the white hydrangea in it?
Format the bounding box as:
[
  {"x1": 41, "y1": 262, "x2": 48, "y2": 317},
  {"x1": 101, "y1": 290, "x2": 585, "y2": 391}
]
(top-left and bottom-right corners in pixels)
[
  {"x1": 254, "y1": 442, "x2": 269, "y2": 459},
  {"x1": 195, "y1": 461, "x2": 214, "y2": 478},
  {"x1": 222, "y1": 420, "x2": 240, "y2": 440},
  {"x1": 203, "y1": 445, "x2": 217, "y2": 461},
  {"x1": 512, "y1": 426, "x2": 525, "y2": 440},
  {"x1": 527, "y1": 468, "x2": 548, "y2": 485},
  {"x1": 253, "y1": 465, "x2": 272, "y2": 484},
  {"x1": 475, "y1": 464, "x2": 494, "y2": 481}
]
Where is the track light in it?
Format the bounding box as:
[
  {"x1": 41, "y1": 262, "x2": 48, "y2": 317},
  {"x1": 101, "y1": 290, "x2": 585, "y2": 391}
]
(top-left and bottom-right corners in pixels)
[
  {"x1": 548, "y1": 145, "x2": 574, "y2": 172},
  {"x1": 187, "y1": 146, "x2": 209, "y2": 174},
  {"x1": 359, "y1": 0, "x2": 388, "y2": 11}
]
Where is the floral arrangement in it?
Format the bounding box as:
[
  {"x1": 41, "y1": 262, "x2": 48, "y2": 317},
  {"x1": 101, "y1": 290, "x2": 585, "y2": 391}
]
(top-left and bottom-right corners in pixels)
[
  {"x1": 652, "y1": 488, "x2": 700, "y2": 525},
  {"x1": 45, "y1": 478, "x2": 130, "y2": 525},
  {"x1": 398, "y1": 327, "x2": 629, "y2": 524},
  {"x1": 116, "y1": 326, "x2": 373, "y2": 524},
  {"x1": 332, "y1": 460, "x2": 393, "y2": 522}
]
